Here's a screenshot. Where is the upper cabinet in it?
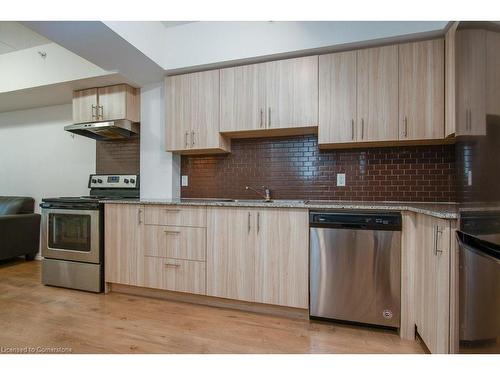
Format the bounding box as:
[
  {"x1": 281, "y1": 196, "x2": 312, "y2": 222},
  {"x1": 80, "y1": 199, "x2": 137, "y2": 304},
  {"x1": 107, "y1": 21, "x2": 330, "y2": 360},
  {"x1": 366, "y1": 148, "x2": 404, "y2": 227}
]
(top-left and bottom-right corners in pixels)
[
  {"x1": 220, "y1": 56, "x2": 318, "y2": 135},
  {"x1": 319, "y1": 51, "x2": 357, "y2": 145},
  {"x1": 220, "y1": 63, "x2": 267, "y2": 133},
  {"x1": 455, "y1": 29, "x2": 487, "y2": 137},
  {"x1": 446, "y1": 26, "x2": 500, "y2": 138},
  {"x1": 357, "y1": 45, "x2": 399, "y2": 142},
  {"x1": 72, "y1": 84, "x2": 140, "y2": 124},
  {"x1": 399, "y1": 39, "x2": 445, "y2": 141},
  {"x1": 165, "y1": 70, "x2": 230, "y2": 154},
  {"x1": 319, "y1": 45, "x2": 400, "y2": 146}
]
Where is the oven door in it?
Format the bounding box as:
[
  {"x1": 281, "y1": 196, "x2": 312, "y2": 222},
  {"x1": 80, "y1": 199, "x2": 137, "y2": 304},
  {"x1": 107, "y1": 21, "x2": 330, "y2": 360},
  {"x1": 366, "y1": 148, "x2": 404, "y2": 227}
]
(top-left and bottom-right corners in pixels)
[{"x1": 41, "y1": 208, "x2": 100, "y2": 264}]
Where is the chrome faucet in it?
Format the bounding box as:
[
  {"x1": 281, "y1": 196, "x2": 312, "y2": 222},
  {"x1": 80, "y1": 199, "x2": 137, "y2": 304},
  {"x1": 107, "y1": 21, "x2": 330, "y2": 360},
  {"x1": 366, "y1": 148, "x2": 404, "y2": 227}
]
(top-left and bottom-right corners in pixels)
[{"x1": 245, "y1": 185, "x2": 272, "y2": 202}]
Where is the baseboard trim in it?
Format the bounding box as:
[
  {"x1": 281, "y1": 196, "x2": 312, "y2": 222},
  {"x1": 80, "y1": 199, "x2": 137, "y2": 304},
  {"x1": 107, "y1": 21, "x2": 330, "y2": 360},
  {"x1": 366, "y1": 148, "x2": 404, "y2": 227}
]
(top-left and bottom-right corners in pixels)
[{"x1": 108, "y1": 283, "x2": 309, "y2": 320}]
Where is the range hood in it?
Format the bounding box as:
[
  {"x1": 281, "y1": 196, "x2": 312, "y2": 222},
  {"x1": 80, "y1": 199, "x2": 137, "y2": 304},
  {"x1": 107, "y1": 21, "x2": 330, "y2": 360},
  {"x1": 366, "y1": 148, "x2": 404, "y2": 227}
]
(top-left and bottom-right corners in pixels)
[{"x1": 64, "y1": 120, "x2": 139, "y2": 141}]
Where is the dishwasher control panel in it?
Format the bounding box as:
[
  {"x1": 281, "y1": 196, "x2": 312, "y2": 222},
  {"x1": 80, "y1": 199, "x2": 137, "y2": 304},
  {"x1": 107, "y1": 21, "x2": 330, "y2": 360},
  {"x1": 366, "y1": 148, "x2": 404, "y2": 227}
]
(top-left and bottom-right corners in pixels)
[{"x1": 309, "y1": 211, "x2": 402, "y2": 231}]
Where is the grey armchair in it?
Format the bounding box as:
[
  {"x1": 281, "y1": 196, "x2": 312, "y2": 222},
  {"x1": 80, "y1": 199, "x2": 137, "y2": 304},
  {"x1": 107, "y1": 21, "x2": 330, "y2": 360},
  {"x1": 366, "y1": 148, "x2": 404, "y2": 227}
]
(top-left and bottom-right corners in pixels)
[{"x1": 0, "y1": 197, "x2": 40, "y2": 261}]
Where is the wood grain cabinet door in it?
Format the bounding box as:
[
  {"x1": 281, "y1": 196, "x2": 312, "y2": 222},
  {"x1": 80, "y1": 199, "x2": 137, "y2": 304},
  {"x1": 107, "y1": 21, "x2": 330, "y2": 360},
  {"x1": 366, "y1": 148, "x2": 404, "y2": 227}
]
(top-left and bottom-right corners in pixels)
[
  {"x1": 456, "y1": 29, "x2": 487, "y2": 136},
  {"x1": 220, "y1": 63, "x2": 267, "y2": 133},
  {"x1": 206, "y1": 207, "x2": 256, "y2": 303},
  {"x1": 104, "y1": 204, "x2": 143, "y2": 286},
  {"x1": 72, "y1": 88, "x2": 98, "y2": 124},
  {"x1": 254, "y1": 209, "x2": 309, "y2": 308},
  {"x1": 265, "y1": 56, "x2": 319, "y2": 129},
  {"x1": 356, "y1": 45, "x2": 399, "y2": 142},
  {"x1": 166, "y1": 74, "x2": 194, "y2": 151},
  {"x1": 167, "y1": 71, "x2": 229, "y2": 153},
  {"x1": 415, "y1": 214, "x2": 451, "y2": 354},
  {"x1": 319, "y1": 51, "x2": 357, "y2": 145},
  {"x1": 97, "y1": 85, "x2": 127, "y2": 121},
  {"x1": 399, "y1": 39, "x2": 445, "y2": 141}
]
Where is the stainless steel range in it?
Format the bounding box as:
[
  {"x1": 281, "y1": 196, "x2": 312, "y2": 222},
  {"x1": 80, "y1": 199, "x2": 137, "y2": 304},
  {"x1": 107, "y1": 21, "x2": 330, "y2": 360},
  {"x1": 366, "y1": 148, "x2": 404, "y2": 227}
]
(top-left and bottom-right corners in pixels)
[{"x1": 40, "y1": 174, "x2": 139, "y2": 292}]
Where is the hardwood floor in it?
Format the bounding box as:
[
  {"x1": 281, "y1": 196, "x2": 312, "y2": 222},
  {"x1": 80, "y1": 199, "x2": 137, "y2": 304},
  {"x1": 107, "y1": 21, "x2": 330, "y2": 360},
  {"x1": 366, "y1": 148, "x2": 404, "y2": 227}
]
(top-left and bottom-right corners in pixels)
[{"x1": 0, "y1": 260, "x2": 425, "y2": 354}]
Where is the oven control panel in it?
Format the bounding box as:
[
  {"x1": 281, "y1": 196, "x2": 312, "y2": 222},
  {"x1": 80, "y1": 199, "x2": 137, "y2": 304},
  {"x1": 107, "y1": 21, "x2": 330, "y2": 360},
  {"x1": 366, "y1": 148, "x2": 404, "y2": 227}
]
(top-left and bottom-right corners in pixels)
[{"x1": 88, "y1": 174, "x2": 139, "y2": 189}]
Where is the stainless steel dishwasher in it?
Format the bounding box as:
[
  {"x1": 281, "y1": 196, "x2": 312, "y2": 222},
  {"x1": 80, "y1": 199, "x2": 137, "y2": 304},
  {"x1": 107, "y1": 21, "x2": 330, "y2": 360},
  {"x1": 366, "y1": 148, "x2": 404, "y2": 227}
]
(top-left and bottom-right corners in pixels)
[{"x1": 309, "y1": 211, "x2": 402, "y2": 328}]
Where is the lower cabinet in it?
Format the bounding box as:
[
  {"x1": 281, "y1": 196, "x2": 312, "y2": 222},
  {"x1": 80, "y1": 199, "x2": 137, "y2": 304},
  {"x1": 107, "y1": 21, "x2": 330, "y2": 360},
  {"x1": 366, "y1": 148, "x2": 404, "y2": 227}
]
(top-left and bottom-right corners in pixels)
[
  {"x1": 206, "y1": 207, "x2": 309, "y2": 309},
  {"x1": 143, "y1": 256, "x2": 206, "y2": 295},
  {"x1": 105, "y1": 203, "x2": 143, "y2": 286},
  {"x1": 415, "y1": 213, "x2": 454, "y2": 353},
  {"x1": 105, "y1": 204, "x2": 308, "y2": 309}
]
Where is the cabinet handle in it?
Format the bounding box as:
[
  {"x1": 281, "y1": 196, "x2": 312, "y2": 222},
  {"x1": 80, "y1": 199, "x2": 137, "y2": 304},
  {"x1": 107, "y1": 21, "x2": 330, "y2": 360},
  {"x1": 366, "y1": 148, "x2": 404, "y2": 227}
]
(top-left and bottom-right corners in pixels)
[
  {"x1": 98, "y1": 105, "x2": 103, "y2": 120},
  {"x1": 164, "y1": 263, "x2": 181, "y2": 268},
  {"x1": 257, "y1": 212, "x2": 260, "y2": 234},
  {"x1": 138, "y1": 208, "x2": 142, "y2": 224},
  {"x1": 163, "y1": 208, "x2": 180, "y2": 212},
  {"x1": 465, "y1": 109, "x2": 469, "y2": 131},
  {"x1": 469, "y1": 108, "x2": 472, "y2": 131},
  {"x1": 260, "y1": 109, "x2": 264, "y2": 128},
  {"x1": 248, "y1": 212, "x2": 251, "y2": 233},
  {"x1": 164, "y1": 230, "x2": 180, "y2": 235},
  {"x1": 91, "y1": 105, "x2": 97, "y2": 120},
  {"x1": 351, "y1": 119, "x2": 355, "y2": 140},
  {"x1": 185, "y1": 132, "x2": 189, "y2": 148},
  {"x1": 268, "y1": 107, "x2": 271, "y2": 128},
  {"x1": 191, "y1": 131, "x2": 195, "y2": 146},
  {"x1": 361, "y1": 118, "x2": 364, "y2": 139},
  {"x1": 404, "y1": 116, "x2": 408, "y2": 138},
  {"x1": 434, "y1": 226, "x2": 443, "y2": 255}
]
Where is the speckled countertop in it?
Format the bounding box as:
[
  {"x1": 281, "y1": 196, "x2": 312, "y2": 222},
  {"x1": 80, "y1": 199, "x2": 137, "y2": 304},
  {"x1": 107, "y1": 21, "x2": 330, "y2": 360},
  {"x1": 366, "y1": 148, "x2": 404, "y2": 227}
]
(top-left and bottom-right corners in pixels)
[{"x1": 103, "y1": 198, "x2": 459, "y2": 219}]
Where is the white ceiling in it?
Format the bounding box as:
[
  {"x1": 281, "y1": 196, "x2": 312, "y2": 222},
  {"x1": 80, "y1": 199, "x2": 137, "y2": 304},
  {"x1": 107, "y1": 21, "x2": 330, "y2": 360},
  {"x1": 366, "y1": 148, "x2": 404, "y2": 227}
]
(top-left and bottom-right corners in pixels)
[
  {"x1": 0, "y1": 21, "x2": 50, "y2": 55},
  {"x1": 161, "y1": 21, "x2": 196, "y2": 29}
]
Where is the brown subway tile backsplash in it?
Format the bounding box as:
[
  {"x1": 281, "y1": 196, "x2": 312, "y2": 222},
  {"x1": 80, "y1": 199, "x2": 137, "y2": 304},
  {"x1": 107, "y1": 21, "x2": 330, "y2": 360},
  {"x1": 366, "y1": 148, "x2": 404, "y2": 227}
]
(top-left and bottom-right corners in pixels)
[
  {"x1": 96, "y1": 137, "x2": 140, "y2": 174},
  {"x1": 181, "y1": 135, "x2": 456, "y2": 202}
]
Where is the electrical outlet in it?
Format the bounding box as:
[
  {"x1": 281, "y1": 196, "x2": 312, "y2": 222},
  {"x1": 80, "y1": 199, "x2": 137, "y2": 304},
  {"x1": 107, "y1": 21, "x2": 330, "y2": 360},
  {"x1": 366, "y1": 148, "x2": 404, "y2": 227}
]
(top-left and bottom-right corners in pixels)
[
  {"x1": 337, "y1": 173, "x2": 346, "y2": 187},
  {"x1": 181, "y1": 175, "x2": 189, "y2": 187}
]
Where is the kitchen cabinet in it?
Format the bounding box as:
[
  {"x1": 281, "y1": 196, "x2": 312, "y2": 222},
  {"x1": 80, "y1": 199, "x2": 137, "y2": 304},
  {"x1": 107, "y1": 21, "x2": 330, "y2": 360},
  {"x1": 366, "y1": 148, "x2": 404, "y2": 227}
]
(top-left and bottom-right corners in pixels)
[
  {"x1": 399, "y1": 39, "x2": 445, "y2": 141},
  {"x1": 445, "y1": 22, "x2": 459, "y2": 137},
  {"x1": 72, "y1": 88, "x2": 98, "y2": 124},
  {"x1": 254, "y1": 209, "x2": 309, "y2": 309},
  {"x1": 105, "y1": 203, "x2": 143, "y2": 286},
  {"x1": 455, "y1": 29, "x2": 487, "y2": 136},
  {"x1": 72, "y1": 84, "x2": 140, "y2": 124},
  {"x1": 486, "y1": 30, "x2": 500, "y2": 116},
  {"x1": 220, "y1": 56, "x2": 318, "y2": 135},
  {"x1": 415, "y1": 213, "x2": 453, "y2": 354},
  {"x1": 319, "y1": 45, "x2": 399, "y2": 147},
  {"x1": 142, "y1": 225, "x2": 206, "y2": 261},
  {"x1": 356, "y1": 45, "x2": 399, "y2": 142},
  {"x1": 206, "y1": 207, "x2": 257, "y2": 303},
  {"x1": 319, "y1": 51, "x2": 358, "y2": 145},
  {"x1": 220, "y1": 63, "x2": 267, "y2": 133},
  {"x1": 143, "y1": 256, "x2": 206, "y2": 295},
  {"x1": 265, "y1": 56, "x2": 319, "y2": 130},
  {"x1": 166, "y1": 70, "x2": 230, "y2": 154},
  {"x1": 206, "y1": 207, "x2": 309, "y2": 308}
]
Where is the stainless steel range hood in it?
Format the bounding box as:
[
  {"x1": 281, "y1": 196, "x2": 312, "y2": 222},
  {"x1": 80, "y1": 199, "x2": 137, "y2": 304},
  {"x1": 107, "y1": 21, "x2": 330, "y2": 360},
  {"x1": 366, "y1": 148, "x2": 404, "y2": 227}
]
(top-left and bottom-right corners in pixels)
[{"x1": 64, "y1": 120, "x2": 139, "y2": 141}]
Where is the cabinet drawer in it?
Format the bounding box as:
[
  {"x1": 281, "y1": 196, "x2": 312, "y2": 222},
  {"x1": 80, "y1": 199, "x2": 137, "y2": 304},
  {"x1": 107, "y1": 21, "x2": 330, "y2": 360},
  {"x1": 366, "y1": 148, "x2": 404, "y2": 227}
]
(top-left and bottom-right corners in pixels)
[
  {"x1": 143, "y1": 256, "x2": 206, "y2": 295},
  {"x1": 143, "y1": 225, "x2": 206, "y2": 261},
  {"x1": 143, "y1": 205, "x2": 206, "y2": 227}
]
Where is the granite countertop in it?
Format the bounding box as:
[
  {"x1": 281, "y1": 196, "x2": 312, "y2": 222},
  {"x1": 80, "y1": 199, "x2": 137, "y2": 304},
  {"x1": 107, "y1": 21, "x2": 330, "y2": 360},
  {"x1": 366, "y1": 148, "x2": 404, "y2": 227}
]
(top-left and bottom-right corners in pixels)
[{"x1": 103, "y1": 198, "x2": 459, "y2": 219}]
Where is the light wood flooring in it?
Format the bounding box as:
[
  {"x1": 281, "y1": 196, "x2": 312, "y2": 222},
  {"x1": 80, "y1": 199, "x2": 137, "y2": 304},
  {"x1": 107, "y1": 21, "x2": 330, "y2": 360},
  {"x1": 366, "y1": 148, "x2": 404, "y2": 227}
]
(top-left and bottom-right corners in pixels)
[{"x1": 0, "y1": 260, "x2": 425, "y2": 354}]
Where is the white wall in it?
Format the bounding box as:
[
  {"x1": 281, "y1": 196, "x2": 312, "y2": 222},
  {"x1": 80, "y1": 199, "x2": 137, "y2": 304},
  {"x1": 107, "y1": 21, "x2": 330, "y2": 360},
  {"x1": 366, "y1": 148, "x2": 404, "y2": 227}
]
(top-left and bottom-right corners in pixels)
[
  {"x1": 140, "y1": 81, "x2": 180, "y2": 200},
  {"x1": 0, "y1": 42, "x2": 111, "y2": 93},
  {"x1": 162, "y1": 21, "x2": 448, "y2": 70},
  {"x1": 0, "y1": 104, "x2": 96, "y2": 212}
]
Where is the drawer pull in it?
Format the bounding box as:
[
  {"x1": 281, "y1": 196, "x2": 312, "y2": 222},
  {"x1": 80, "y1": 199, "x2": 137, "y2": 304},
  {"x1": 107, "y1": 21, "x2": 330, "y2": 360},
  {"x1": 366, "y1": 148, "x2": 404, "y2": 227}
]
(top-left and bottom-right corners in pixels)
[
  {"x1": 165, "y1": 263, "x2": 181, "y2": 268},
  {"x1": 163, "y1": 208, "x2": 181, "y2": 212},
  {"x1": 164, "y1": 230, "x2": 180, "y2": 235}
]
